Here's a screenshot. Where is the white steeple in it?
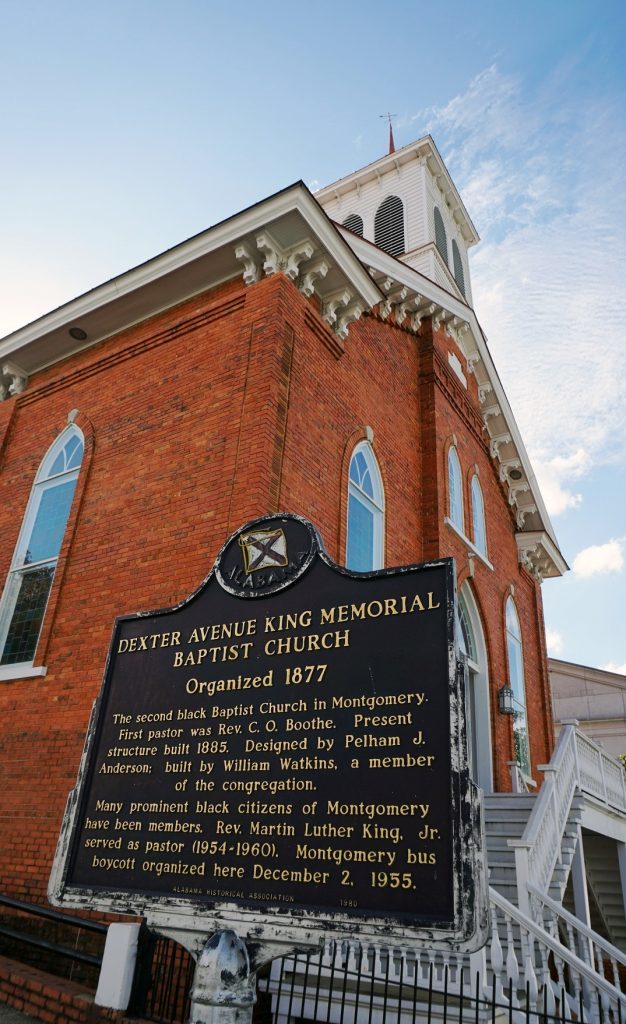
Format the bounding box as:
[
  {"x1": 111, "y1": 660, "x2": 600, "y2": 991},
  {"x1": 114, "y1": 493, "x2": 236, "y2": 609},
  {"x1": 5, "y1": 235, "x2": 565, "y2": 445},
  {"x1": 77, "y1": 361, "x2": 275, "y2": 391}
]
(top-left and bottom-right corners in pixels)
[{"x1": 315, "y1": 135, "x2": 479, "y2": 304}]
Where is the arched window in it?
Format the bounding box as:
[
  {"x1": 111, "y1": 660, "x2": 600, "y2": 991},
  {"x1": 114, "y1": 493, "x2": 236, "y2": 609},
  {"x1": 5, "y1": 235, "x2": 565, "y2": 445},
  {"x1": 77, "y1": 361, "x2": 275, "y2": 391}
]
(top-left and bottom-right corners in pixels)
[
  {"x1": 374, "y1": 196, "x2": 405, "y2": 257},
  {"x1": 471, "y1": 475, "x2": 487, "y2": 556},
  {"x1": 434, "y1": 206, "x2": 448, "y2": 265},
  {"x1": 0, "y1": 426, "x2": 84, "y2": 666},
  {"x1": 342, "y1": 213, "x2": 364, "y2": 237},
  {"x1": 346, "y1": 442, "x2": 384, "y2": 572},
  {"x1": 506, "y1": 597, "x2": 530, "y2": 777},
  {"x1": 452, "y1": 239, "x2": 465, "y2": 296},
  {"x1": 458, "y1": 585, "x2": 493, "y2": 791},
  {"x1": 448, "y1": 447, "x2": 463, "y2": 531}
]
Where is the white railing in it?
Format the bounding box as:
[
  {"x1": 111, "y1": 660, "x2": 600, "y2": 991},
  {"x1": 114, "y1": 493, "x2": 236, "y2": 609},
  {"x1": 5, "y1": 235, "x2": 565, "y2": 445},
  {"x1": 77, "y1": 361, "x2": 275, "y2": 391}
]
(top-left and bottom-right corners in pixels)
[
  {"x1": 509, "y1": 724, "x2": 579, "y2": 911},
  {"x1": 509, "y1": 723, "x2": 626, "y2": 915},
  {"x1": 529, "y1": 884, "x2": 626, "y2": 992},
  {"x1": 574, "y1": 724, "x2": 626, "y2": 811},
  {"x1": 489, "y1": 886, "x2": 626, "y2": 1023},
  {"x1": 263, "y1": 889, "x2": 626, "y2": 1024}
]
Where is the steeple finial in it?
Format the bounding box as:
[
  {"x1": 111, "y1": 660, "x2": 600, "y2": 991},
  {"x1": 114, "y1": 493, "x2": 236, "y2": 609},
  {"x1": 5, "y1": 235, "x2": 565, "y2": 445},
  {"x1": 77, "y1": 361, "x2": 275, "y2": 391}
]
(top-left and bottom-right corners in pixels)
[{"x1": 380, "y1": 112, "x2": 397, "y2": 154}]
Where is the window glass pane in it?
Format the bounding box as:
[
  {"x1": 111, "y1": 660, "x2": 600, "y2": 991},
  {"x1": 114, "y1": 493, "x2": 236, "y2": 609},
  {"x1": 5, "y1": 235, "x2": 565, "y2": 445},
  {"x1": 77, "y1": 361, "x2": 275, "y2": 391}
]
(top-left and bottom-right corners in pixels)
[
  {"x1": 360, "y1": 467, "x2": 373, "y2": 497},
  {"x1": 472, "y1": 477, "x2": 487, "y2": 555},
  {"x1": 49, "y1": 451, "x2": 66, "y2": 476},
  {"x1": 0, "y1": 566, "x2": 55, "y2": 665},
  {"x1": 346, "y1": 494, "x2": 375, "y2": 572},
  {"x1": 507, "y1": 633, "x2": 526, "y2": 704},
  {"x1": 506, "y1": 598, "x2": 530, "y2": 776},
  {"x1": 506, "y1": 599, "x2": 521, "y2": 639},
  {"x1": 448, "y1": 449, "x2": 463, "y2": 529},
  {"x1": 45, "y1": 435, "x2": 83, "y2": 478},
  {"x1": 349, "y1": 454, "x2": 362, "y2": 484},
  {"x1": 458, "y1": 595, "x2": 477, "y2": 662},
  {"x1": 65, "y1": 437, "x2": 83, "y2": 470},
  {"x1": 22, "y1": 480, "x2": 77, "y2": 565},
  {"x1": 513, "y1": 701, "x2": 531, "y2": 777},
  {"x1": 350, "y1": 451, "x2": 373, "y2": 494}
]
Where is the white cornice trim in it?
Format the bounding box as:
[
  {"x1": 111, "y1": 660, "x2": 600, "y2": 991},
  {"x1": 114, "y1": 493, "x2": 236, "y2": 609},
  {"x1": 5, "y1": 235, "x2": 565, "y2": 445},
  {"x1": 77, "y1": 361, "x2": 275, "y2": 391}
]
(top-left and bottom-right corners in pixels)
[
  {"x1": 0, "y1": 183, "x2": 382, "y2": 373},
  {"x1": 516, "y1": 530, "x2": 569, "y2": 580}
]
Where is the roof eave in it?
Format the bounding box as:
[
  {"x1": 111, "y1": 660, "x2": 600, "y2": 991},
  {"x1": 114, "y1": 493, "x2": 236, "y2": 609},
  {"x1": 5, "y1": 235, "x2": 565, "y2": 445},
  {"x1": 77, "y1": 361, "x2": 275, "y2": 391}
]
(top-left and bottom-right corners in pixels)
[{"x1": 0, "y1": 182, "x2": 382, "y2": 377}]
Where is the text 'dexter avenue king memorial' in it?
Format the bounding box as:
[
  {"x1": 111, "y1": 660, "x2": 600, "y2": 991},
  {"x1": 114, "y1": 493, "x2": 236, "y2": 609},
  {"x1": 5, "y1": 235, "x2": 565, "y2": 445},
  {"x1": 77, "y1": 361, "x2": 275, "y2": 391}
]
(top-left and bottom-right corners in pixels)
[{"x1": 50, "y1": 513, "x2": 487, "y2": 952}]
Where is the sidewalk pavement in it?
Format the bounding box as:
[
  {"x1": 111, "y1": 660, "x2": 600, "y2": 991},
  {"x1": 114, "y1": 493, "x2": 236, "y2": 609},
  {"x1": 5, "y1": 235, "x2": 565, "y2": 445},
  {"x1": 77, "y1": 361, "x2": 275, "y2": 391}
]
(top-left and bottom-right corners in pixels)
[{"x1": 0, "y1": 1005, "x2": 39, "y2": 1024}]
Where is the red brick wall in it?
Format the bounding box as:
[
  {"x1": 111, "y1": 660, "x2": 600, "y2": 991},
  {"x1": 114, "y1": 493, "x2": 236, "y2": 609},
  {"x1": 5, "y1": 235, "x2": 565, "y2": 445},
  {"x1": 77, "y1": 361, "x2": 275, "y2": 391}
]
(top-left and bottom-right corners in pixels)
[{"x1": 0, "y1": 270, "x2": 553, "y2": 901}]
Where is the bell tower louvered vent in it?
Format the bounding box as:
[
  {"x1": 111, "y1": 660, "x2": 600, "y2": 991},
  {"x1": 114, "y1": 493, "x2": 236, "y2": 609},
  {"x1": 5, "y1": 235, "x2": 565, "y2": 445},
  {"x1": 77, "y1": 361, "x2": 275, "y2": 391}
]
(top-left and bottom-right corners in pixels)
[
  {"x1": 374, "y1": 195, "x2": 405, "y2": 257},
  {"x1": 342, "y1": 213, "x2": 364, "y2": 236},
  {"x1": 452, "y1": 239, "x2": 465, "y2": 296},
  {"x1": 434, "y1": 207, "x2": 448, "y2": 266}
]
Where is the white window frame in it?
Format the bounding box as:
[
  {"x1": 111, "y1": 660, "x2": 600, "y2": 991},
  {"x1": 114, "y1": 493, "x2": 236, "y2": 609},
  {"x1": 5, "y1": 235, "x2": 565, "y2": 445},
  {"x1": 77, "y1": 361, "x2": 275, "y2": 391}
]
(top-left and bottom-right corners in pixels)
[
  {"x1": 346, "y1": 441, "x2": 384, "y2": 572},
  {"x1": 0, "y1": 425, "x2": 84, "y2": 674},
  {"x1": 471, "y1": 474, "x2": 487, "y2": 557},
  {"x1": 458, "y1": 585, "x2": 493, "y2": 792}
]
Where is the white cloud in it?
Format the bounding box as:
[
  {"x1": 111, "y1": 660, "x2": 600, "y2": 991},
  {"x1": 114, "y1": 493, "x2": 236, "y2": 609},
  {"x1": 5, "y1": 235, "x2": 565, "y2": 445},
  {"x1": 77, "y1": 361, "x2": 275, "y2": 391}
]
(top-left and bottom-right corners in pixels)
[
  {"x1": 531, "y1": 449, "x2": 589, "y2": 517},
  {"x1": 413, "y1": 63, "x2": 626, "y2": 511},
  {"x1": 601, "y1": 662, "x2": 626, "y2": 676},
  {"x1": 546, "y1": 628, "x2": 564, "y2": 656},
  {"x1": 573, "y1": 540, "x2": 624, "y2": 578}
]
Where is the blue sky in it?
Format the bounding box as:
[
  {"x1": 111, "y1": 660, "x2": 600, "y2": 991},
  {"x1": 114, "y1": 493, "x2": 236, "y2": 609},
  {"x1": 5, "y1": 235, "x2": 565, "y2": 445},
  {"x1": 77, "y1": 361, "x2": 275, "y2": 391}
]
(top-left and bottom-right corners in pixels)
[{"x1": 1, "y1": 0, "x2": 624, "y2": 673}]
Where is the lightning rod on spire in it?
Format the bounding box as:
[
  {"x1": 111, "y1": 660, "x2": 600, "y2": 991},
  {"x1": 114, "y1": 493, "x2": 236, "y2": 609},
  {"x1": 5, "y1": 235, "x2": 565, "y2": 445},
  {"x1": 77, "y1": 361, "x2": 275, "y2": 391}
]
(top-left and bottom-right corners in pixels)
[{"x1": 379, "y1": 112, "x2": 397, "y2": 154}]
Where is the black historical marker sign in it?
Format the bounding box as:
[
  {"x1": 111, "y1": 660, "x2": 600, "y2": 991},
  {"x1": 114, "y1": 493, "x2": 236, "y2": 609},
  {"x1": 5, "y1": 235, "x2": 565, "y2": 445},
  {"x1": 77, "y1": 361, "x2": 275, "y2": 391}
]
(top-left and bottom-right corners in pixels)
[{"x1": 50, "y1": 515, "x2": 486, "y2": 950}]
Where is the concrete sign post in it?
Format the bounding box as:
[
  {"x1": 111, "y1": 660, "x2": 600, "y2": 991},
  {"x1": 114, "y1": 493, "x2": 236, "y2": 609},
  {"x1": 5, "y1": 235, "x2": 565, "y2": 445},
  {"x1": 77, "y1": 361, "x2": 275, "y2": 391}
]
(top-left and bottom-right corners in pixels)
[{"x1": 50, "y1": 514, "x2": 487, "y2": 1022}]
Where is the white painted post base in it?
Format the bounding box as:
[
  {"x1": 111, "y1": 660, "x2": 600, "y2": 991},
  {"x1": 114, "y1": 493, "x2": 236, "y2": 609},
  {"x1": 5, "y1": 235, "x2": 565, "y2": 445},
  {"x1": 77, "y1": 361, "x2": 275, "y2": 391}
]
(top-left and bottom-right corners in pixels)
[
  {"x1": 95, "y1": 922, "x2": 142, "y2": 1010},
  {"x1": 190, "y1": 931, "x2": 256, "y2": 1024}
]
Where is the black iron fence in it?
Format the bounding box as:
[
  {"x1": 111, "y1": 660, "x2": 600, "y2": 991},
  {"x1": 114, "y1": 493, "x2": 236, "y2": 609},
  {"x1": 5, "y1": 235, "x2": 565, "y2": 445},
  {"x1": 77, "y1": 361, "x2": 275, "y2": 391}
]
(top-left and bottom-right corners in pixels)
[
  {"x1": 132, "y1": 937, "x2": 622, "y2": 1024},
  {"x1": 130, "y1": 931, "x2": 195, "y2": 1024}
]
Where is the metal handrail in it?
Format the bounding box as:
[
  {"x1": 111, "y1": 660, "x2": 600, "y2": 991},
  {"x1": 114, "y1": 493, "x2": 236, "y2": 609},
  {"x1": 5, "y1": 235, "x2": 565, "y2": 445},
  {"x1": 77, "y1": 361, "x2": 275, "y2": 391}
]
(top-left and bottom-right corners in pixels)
[
  {"x1": 0, "y1": 924, "x2": 102, "y2": 967},
  {"x1": 0, "y1": 893, "x2": 106, "y2": 970},
  {"x1": 0, "y1": 894, "x2": 107, "y2": 933}
]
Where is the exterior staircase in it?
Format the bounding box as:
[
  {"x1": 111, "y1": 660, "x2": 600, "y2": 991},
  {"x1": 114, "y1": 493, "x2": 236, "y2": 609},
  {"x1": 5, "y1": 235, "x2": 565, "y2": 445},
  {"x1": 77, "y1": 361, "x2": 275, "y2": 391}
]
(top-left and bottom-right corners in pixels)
[
  {"x1": 263, "y1": 725, "x2": 626, "y2": 1024},
  {"x1": 484, "y1": 792, "x2": 585, "y2": 906},
  {"x1": 483, "y1": 794, "x2": 534, "y2": 906},
  {"x1": 583, "y1": 831, "x2": 626, "y2": 951}
]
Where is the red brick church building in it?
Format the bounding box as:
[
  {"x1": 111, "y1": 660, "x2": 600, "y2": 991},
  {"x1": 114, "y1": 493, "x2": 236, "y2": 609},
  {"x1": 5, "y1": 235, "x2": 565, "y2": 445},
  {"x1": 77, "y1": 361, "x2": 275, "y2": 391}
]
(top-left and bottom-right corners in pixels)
[
  {"x1": 11, "y1": 138, "x2": 626, "y2": 1024},
  {"x1": 0, "y1": 135, "x2": 567, "y2": 908}
]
